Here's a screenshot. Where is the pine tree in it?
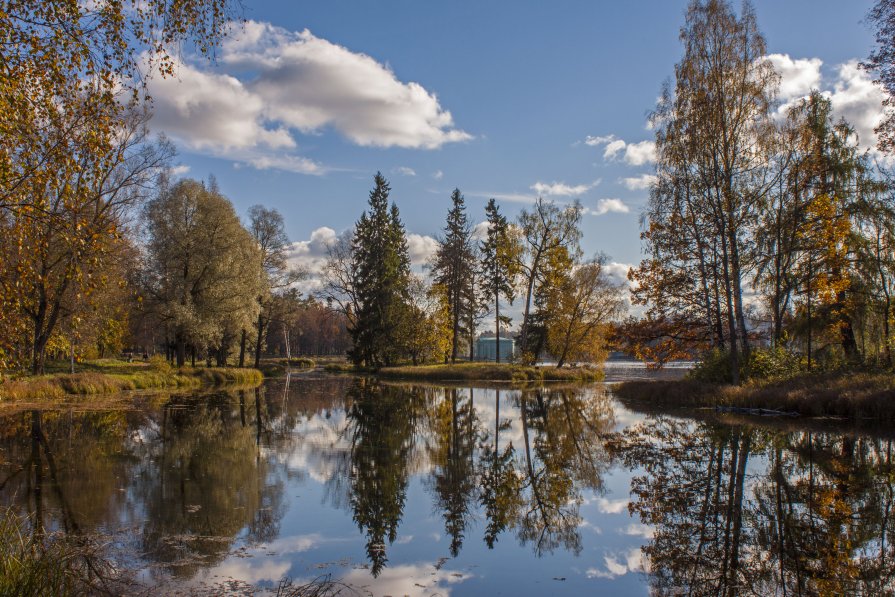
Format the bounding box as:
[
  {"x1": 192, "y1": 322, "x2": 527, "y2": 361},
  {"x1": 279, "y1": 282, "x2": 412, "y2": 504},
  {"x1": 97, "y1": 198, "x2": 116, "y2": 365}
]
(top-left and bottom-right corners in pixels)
[
  {"x1": 479, "y1": 199, "x2": 521, "y2": 363},
  {"x1": 432, "y1": 189, "x2": 478, "y2": 362},
  {"x1": 348, "y1": 173, "x2": 412, "y2": 367}
]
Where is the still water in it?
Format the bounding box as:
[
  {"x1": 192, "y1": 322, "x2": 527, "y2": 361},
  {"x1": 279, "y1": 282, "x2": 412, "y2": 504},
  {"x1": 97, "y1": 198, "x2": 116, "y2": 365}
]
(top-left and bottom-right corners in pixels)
[{"x1": 1, "y1": 365, "x2": 894, "y2": 595}]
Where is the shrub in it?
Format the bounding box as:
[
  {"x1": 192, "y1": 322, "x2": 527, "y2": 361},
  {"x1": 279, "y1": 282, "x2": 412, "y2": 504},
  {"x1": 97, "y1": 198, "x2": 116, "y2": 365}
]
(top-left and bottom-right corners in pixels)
[{"x1": 147, "y1": 354, "x2": 172, "y2": 374}]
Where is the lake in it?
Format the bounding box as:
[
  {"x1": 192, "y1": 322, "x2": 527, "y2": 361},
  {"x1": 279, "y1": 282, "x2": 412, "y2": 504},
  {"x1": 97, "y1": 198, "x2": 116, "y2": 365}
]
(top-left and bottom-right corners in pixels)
[{"x1": 1, "y1": 363, "x2": 893, "y2": 595}]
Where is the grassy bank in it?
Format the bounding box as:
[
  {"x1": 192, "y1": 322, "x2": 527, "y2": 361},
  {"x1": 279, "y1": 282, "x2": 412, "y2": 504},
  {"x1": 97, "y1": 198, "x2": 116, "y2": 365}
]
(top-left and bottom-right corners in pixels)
[
  {"x1": 0, "y1": 360, "x2": 263, "y2": 403},
  {"x1": 325, "y1": 361, "x2": 604, "y2": 382},
  {"x1": 614, "y1": 372, "x2": 895, "y2": 420}
]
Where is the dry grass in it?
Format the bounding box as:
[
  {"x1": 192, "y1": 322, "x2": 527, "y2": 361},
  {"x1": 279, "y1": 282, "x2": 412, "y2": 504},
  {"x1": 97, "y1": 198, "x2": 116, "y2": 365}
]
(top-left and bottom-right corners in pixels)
[
  {"x1": 371, "y1": 362, "x2": 604, "y2": 383},
  {"x1": 614, "y1": 372, "x2": 895, "y2": 420},
  {"x1": 0, "y1": 363, "x2": 263, "y2": 404}
]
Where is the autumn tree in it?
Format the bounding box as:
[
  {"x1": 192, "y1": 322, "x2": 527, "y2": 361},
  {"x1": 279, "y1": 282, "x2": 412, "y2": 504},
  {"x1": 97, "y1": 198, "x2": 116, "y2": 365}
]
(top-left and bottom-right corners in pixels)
[
  {"x1": 517, "y1": 198, "x2": 582, "y2": 363},
  {"x1": 142, "y1": 179, "x2": 262, "y2": 367},
  {"x1": 633, "y1": 0, "x2": 778, "y2": 382},
  {"x1": 545, "y1": 257, "x2": 626, "y2": 367},
  {"x1": 864, "y1": 0, "x2": 895, "y2": 153},
  {"x1": 246, "y1": 205, "x2": 304, "y2": 368},
  {"x1": 479, "y1": 199, "x2": 522, "y2": 363}
]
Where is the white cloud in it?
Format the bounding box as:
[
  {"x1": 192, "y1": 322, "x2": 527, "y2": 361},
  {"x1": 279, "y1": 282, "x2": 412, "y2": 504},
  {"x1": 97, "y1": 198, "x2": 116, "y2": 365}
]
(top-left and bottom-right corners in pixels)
[
  {"x1": 286, "y1": 226, "x2": 342, "y2": 293},
  {"x1": 766, "y1": 53, "x2": 822, "y2": 101},
  {"x1": 584, "y1": 198, "x2": 629, "y2": 216},
  {"x1": 602, "y1": 262, "x2": 634, "y2": 288},
  {"x1": 622, "y1": 140, "x2": 657, "y2": 166},
  {"x1": 225, "y1": 22, "x2": 472, "y2": 149},
  {"x1": 585, "y1": 134, "x2": 616, "y2": 146},
  {"x1": 620, "y1": 523, "x2": 654, "y2": 539},
  {"x1": 825, "y1": 60, "x2": 888, "y2": 153},
  {"x1": 170, "y1": 164, "x2": 190, "y2": 177},
  {"x1": 432, "y1": 169, "x2": 444, "y2": 180},
  {"x1": 770, "y1": 55, "x2": 888, "y2": 155},
  {"x1": 586, "y1": 134, "x2": 656, "y2": 165},
  {"x1": 531, "y1": 180, "x2": 600, "y2": 197},
  {"x1": 407, "y1": 233, "x2": 439, "y2": 266},
  {"x1": 147, "y1": 21, "x2": 471, "y2": 173},
  {"x1": 472, "y1": 220, "x2": 491, "y2": 241},
  {"x1": 621, "y1": 174, "x2": 657, "y2": 191},
  {"x1": 394, "y1": 166, "x2": 417, "y2": 177},
  {"x1": 469, "y1": 191, "x2": 537, "y2": 204}
]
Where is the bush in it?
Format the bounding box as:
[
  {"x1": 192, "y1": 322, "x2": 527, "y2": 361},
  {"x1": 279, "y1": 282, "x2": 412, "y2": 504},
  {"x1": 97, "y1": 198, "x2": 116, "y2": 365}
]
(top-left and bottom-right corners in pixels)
[
  {"x1": 147, "y1": 354, "x2": 171, "y2": 374},
  {"x1": 689, "y1": 346, "x2": 804, "y2": 383}
]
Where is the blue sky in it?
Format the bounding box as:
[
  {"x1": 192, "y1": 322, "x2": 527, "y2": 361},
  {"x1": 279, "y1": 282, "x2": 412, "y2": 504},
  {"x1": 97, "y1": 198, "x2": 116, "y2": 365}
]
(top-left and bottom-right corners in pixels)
[{"x1": 149, "y1": 0, "x2": 883, "y2": 291}]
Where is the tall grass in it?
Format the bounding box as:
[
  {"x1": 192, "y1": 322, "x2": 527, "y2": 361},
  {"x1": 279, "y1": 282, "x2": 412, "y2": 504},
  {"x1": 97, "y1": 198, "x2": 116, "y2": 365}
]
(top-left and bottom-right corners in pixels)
[
  {"x1": 0, "y1": 508, "x2": 119, "y2": 597},
  {"x1": 614, "y1": 372, "x2": 895, "y2": 420}
]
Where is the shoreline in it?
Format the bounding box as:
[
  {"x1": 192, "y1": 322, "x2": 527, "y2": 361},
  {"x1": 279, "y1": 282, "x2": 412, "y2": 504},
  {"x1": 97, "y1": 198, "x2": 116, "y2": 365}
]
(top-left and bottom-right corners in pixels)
[
  {"x1": 0, "y1": 362, "x2": 263, "y2": 404},
  {"x1": 613, "y1": 372, "x2": 895, "y2": 421},
  {"x1": 324, "y1": 362, "x2": 605, "y2": 383}
]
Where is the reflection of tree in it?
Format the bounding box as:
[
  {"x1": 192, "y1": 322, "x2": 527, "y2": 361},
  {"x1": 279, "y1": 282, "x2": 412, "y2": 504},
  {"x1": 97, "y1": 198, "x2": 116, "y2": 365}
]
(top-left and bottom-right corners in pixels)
[
  {"x1": 346, "y1": 379, "x2": 423, "y2": 577},
  {"x1": 513, "y1": 387, "x2": 613, "y2": 556},
  {"x1": 427, "y1": 388, "x2": 480, "y2": 556},
  {"x1": 479, "y1": 389, "x2": 523, "y2": 549},
  {"x1": 135, "y1": 392, "x2": 283, "y2": 578},
  {"x1": 610, "y1": 417, "x2": 895, "y2": 595}
]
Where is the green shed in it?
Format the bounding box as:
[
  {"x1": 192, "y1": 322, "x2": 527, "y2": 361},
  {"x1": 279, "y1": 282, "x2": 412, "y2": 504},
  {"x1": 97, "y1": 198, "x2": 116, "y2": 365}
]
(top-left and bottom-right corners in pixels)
[{"x1": 475, "y1": 336, "x2": 515, "y2": 361}]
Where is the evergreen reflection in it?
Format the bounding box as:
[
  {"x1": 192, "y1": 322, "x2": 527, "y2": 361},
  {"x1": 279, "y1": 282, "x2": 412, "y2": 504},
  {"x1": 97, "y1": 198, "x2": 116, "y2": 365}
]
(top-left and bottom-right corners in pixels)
[
  {"x1": 609, "y1": 417, "x2": 895, "y2": 595},
  {"x1": 345, "y1": 379, "x2": 425, "y2": 577}
]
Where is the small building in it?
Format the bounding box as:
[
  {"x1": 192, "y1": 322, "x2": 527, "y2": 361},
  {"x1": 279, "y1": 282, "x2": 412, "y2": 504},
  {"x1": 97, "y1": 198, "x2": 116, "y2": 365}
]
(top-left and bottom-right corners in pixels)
[{"x1": 475, "y1": 336, "x2": 515, "y2": 362}]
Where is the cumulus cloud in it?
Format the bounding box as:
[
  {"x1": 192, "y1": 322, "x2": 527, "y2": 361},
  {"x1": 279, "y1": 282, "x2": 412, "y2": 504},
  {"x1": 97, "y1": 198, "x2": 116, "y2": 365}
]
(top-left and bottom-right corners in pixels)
[
  {"x1": 432, "y1": 169, "x2": 444, "y2": 180},
  {"x1": 170, "y1": 164, "x2": 191, "y2": 177},
  {"x1": 531, "y1": 180, "x2": 600, "y2": 197},
  {"x1": 407, "y1": 233, "x2": 439, "y2": 266},
  {"x1": 770, "y1": 55, "x2": 888, "y2": 154},
  {"x1": 621, "y1": 174, "x2": 657, "y2": 190},
  {"x1": 584, "y1": 198, "x2": 629, "y2": 216},
  {"x1": 147, "y1": 21, "x2": 471, "y2": 172},
  {"x1": 286, "y1": 226, "x2": 342, "y2": 292},
  {"x1": 586, "y1": 134, "x2": 656, "y2": 165},
  {"x1": 224, "y1": 22, "x2": 471, "y2": 149},
  {"x1": 602, "y1": 262, "x2": 634, "y2": 288},
  {"x1": 393, "y1": 166, "x2": 417, "y2": 177},
  {"x1": 825, "y1": 61, "x2": 888, "y2": 153},
  {"x1": 472, "y1": 220, "x2": 491, "y2": 241},
  {"x1": 766, "y1": 53, "x2": 822, "y2": 101}
]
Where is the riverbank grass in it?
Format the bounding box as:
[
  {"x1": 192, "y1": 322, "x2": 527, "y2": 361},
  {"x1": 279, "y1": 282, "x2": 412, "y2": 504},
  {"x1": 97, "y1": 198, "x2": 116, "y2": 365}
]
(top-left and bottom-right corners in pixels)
[
  {"x1": 614, "y1": 372, "x2": 895, "y2": 420},
  {"x1": 0, "y1": 359, "x2": 263, "y2": 403},
  {"x1": 325, "y1": 361, "x2": 604, "y2": 382}
]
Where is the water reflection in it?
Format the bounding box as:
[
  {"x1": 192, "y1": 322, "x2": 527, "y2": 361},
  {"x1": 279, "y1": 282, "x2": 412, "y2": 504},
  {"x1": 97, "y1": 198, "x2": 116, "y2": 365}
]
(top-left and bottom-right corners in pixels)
[
  {"x1": 1, "y1": 379, "x2": 895, "y2": 594},
  {"x1": 608, "y1": 416, "x2": 895, "y2": 595}
]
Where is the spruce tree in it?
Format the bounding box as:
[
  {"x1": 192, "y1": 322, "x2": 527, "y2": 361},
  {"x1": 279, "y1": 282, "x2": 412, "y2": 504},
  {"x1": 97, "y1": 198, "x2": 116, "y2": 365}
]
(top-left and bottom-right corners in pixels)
[
  {"x1": 348, "y1": 173, "x2": 412, "y2": 367},
  {"x1": 432, "y1": 189, "x2": 477, "y2": 362},
  {"x1": 479, "y1": 198, "x2": 519, "y2": 363}
]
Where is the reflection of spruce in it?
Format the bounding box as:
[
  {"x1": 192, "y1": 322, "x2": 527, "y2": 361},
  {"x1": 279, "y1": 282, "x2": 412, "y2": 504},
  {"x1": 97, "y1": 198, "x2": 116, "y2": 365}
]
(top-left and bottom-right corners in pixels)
[{"x1": 346, "y1": 379, "x2": 422, "y2": 577}]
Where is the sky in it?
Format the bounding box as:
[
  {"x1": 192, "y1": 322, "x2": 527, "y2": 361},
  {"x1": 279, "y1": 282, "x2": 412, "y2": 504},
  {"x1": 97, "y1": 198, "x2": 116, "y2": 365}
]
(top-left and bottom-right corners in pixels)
[{"x1": 146, "y1": 0, "x2": 885, "y2": 296}]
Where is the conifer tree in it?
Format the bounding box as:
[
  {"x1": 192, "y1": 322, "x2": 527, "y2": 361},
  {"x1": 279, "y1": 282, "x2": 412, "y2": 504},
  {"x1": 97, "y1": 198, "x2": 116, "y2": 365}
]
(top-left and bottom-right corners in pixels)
[
  {"x1": 479, "y1": 199, "x2": 521, "y2": 363},
  {"x1": 348, "y1": 173, "x2": 411, "y2": 367},
  {"x1": 432, "y1": 189, "x2": 478, "y2": 362}
]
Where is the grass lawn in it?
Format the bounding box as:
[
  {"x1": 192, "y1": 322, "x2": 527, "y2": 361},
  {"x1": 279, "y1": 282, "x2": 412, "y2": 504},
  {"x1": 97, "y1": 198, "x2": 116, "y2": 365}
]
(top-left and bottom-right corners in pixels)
[{"x1": 0, "y1": 359, "x2": 263, "y2": 404}]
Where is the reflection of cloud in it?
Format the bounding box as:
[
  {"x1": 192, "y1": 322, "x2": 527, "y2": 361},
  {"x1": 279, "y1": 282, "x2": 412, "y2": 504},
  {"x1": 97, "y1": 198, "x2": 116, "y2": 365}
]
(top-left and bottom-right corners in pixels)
[
  {"x1": 203, "y1": 558, "x2": 293, "y2": 585},
  {"x1": 620, "y1": 523, "x2": 654, "y2": 539},
  {"x1": 585, "y1": 548, "x2": 648, "y2": 580},
  {"x1": 337, "y1": 562, "x2": 472, "y2": 597},
  {"x1": 595, "y1": 497, "x2": 630, "y2": 514}
]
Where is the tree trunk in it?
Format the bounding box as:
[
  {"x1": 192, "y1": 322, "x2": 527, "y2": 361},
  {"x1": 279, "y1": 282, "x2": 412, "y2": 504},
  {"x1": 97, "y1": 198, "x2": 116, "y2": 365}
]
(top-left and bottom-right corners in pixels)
[
  {"x1": 254, "y1": 312, "x2": 264, "y2": 369},
  {"x1": 238, "y1": 329, "x2": 247, "y2": 368},
  {"x1": 495, "y1": 293, "x2": 500, "y2": 364},
  {"x1": 175, "y1": 333, "x2": 186, "y2": 367}
]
